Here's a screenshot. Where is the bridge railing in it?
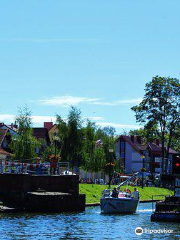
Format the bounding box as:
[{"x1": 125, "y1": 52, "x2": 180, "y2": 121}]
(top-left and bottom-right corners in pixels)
[{"x1": 0, "y1": 160, "x2": 70, "y2": 175}]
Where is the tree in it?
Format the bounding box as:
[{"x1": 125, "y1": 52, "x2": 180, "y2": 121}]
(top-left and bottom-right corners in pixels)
[
  {"x1": 10, "y1": 107, "x2": 39, "y2": 160},
  {"x1": 129, "y1": 127, "x2": 158, "y2": 143},
  {"x1": 67, "y1": 107, "x2": 84, "y2": 170},
  {"x1": 56, "y1": 107, "x2": 84, "y2": 171},
  {"x1": 131, "y1": 76, "x2": 180, "y2": 173},
  {"x1": 82, "y1": 120, "x2": 106, "y2": 172}
]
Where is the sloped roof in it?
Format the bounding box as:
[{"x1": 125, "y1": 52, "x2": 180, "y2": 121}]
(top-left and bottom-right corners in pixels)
[
  {"x1": 148, "y1": 143, "x2": 177, "y2": 155},
  {"x1": 32, "y1": 128, "x2": 50, "y2": 143},
  {"x1": 0, "y1": 123, "x2": 17, "y2": 133},
  {"x1": 119, "y1": 135, "x2": 147, "y2": 154},
  {"x1": 117, "y1": 135, "x2": 178, "y2": 155},
  {"x1": 0, "y1": 146, "x2": 10, "y2": 155}
]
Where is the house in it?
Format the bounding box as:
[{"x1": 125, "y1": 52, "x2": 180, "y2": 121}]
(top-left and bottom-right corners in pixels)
[
  {"x1": 48, "y1": 123, "x2": 58, "y2": 142},
  {"x1": 115, "y1": 135, "x2": 178, "y2": 175},
  {"x1": 0, "y1": 123, "x2": 18, "y2": 159},
  {"x1": 32, "y1": 127, "x2": 50, "y2": 147},
  {"x1": 0, "y1": 123, "x2": 18, "y2": 135},
  {"x1": 0, "y1": 129, "x2": 12, "y2": 159}
]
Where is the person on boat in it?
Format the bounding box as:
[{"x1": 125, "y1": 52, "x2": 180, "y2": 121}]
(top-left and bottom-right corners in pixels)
[
  {"x1": 111, "y1": 187, "x2": 118, "y2": 198},
  {"x1": 132, "y1": 188, "x2": 139, "y2": 199},
  {"x1": 124, "y1": 188, "x2": 131, "y2": 198}
]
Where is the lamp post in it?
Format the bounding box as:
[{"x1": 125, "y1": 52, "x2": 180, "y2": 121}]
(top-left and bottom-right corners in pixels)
[
  {"x1": 141, "y1": 155, "x2": 145, "y2": 189},
  {"x1": 53, "y1": 132, "x2": 60, "y2": 174},
  {"x1": 108, "y1": 149, "x2": 114, "y2": 188}
]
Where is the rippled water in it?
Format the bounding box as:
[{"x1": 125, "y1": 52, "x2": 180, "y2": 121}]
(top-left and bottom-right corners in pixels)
[{"x1": 0, "y1": 203, "x2": 179, "y2": 240}]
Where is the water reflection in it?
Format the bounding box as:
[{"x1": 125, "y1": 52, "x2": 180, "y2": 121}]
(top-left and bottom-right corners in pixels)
[{"x1": 0, "y1": 203, "x2": 179, "y2": 239}]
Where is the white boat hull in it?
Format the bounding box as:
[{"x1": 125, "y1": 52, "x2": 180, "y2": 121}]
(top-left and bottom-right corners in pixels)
[{"x1": 100, "y1": 197, "x2": 139, "y2": 214}]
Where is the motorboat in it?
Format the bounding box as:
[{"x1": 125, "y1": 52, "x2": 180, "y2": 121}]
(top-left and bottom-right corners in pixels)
[{"x1": 100, "y1": 172, "x2": 139, "y2": 214}]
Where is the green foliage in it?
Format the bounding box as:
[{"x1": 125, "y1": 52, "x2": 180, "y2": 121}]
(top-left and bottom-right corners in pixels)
[
  {"x1": 56, "y1": 107, "x2": 84, "y2": 169},
  {"x1": 56, "y1": 107, "x2": 122, "y2": 173},
  {"x1": 131, "y1": 76, "x2": 180, "y2": 171},
  {"x1": 129, "y1": 127, "x2": 157, "y2": 143},
  {"x1": 10, "y1": 107, "x2": 39, "y2": 160}
]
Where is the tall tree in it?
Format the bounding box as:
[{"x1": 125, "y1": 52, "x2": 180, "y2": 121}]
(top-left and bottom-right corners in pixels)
[
  {"x1": 56, "y1": 107, "x2": 84, "y2": 171},
  {"x1": 131, "y1": 76, "x2": 180, "y2": 173},
  {"x1": 82, "y1": 120, "x2": 106, "y2": 172},
  {"x1": 11, "y1": 107, "x2": 39, "y2": 160}
]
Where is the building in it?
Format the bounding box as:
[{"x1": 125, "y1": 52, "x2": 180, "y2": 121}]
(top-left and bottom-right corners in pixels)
[
  {"x1": 48, "y1": 123, "x2": 58, "y2": 142},
  {"x1": 115, "y1": 135, "x2": 178, "y2": 174},
  {"x1": 0, "y1": 123, "x2": 18, "y2": 159}
]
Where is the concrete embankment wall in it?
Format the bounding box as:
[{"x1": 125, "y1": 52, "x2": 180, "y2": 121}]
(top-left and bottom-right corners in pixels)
[
  {"x1": 0, "y1": 174, "x2": 85, "y2": 211},
  {"x1": 0, "y1": 174, "x2": 79, "y2": 194}
]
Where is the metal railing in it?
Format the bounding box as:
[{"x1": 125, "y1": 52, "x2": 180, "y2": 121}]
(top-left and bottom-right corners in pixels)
[{"x1": 0, "y1": 160, "x2": 70, "y2": 175}]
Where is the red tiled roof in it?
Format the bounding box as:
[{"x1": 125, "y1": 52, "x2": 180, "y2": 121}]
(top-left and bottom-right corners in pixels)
[
  {"x1": 118, "y1": 135, "x2": 178, "y2": 155},
  {"x1": 119, "y1": 135, "x2": 147, "y2": 154},
  {"x1": 44, "y1": 122, "x2": 53, "y2": 130}
]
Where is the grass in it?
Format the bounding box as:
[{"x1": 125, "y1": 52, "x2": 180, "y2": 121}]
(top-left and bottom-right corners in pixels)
[{"x1": 79, "y1": 184, "x2": 174, "y2": 204}]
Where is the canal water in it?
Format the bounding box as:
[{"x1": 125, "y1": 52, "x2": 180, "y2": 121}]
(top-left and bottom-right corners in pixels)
[{"x1": 0, "y1": 203, "x2": 179, "y2": 240}]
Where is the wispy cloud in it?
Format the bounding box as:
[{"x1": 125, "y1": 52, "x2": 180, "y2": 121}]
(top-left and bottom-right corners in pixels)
[
  {"x1": 96, "y1": 121, "x2": 141, "y2": 129},
  {"x1": 0, "y1": 114, "x2": 140, "y2": 130},
  {"x1": 83, "y1": 116, "x2": 105, "y2": 121},
  {"x1": 37, "y1": 96, "x2": 101, "y2": 107},
  {"x1": 0, "y1": 114, "x2": 56, "y2": 125},
  {"x1": 37, "y1": 95, "x2": 142, "y2": 107},
  {"x1": 31, "y1": 116, "x2": 56, "y2": 124},
  {"x1": 92, "y1": 98, "x2": 143, "y2": 106}
]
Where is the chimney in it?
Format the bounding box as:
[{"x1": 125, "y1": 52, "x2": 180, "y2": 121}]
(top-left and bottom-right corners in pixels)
[
  {"x1": 131, "y1": 135, "x2": 134, "y2": 142},
  {"x1": 44, "y1": 122, "x2": 53, "y2": 130},
  {"x1": 137, "y1": 136, "x2": 142, "y2": 144}
]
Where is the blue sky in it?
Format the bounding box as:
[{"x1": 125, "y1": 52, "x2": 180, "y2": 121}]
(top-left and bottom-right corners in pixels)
[{"x1": 1, "y1": 0, "x2": 180, "y2": 134}]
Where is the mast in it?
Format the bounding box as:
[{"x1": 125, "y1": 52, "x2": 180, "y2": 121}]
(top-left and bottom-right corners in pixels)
[{"x1": 116, "y1": 172, "x2": 139, "y2": 190}]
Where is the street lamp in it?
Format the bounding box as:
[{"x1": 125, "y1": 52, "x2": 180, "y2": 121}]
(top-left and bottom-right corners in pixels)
[
  {"x1": 52, "y1": 132, "x2": 60, "y2": 174},
  {"x1": 141, "y1": 155, "x2": 145, "y2": 189},
  {"x1": 108, "y1": 149, "x2": 114, "y2": 188}
]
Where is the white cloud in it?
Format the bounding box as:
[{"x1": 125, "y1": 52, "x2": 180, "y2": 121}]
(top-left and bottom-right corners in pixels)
[
  {"x1": 83, "y1": 116, "x2": 105, "y2": 121},
  {"x1": 0, "y1": 114, "x2": 141, "y2": 130},
  {"x1": 92, "y1": 98, "x2": 143, "y2": 106},
  {"x1": 0, "y1": 114, "x2": 15, "y2": 123},
  {"x1": 37, "y1": 95, "x2": 142, "y2": 107},
  {"x1": 0, "y1": 114, "x2": 56, "y2": 125},
  {"x1": 115, "y1": 98, "x2": 142, "y2": 105},
  {"x1": 96, "y1": 121, "x2": 141, "y2": 129},
  {"x1": 37, "y1": 95, "x2": 101, "y2": 107},
  {"x1": 31, "y1": 116, "x2": 56, "y2": 124}
]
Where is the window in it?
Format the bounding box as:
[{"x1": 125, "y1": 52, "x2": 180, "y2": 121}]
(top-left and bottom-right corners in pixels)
[{"x1": 121, "y1": 142, "x2": 125, "y2": 148}]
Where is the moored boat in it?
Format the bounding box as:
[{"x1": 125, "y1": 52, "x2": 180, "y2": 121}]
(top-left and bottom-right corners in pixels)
[
  {"x1": 100, "y1": 172, "x2": 139, "y2": 214},
  {"x1": 101, "y1": 191, "x2": 139, "y2": 213}
]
